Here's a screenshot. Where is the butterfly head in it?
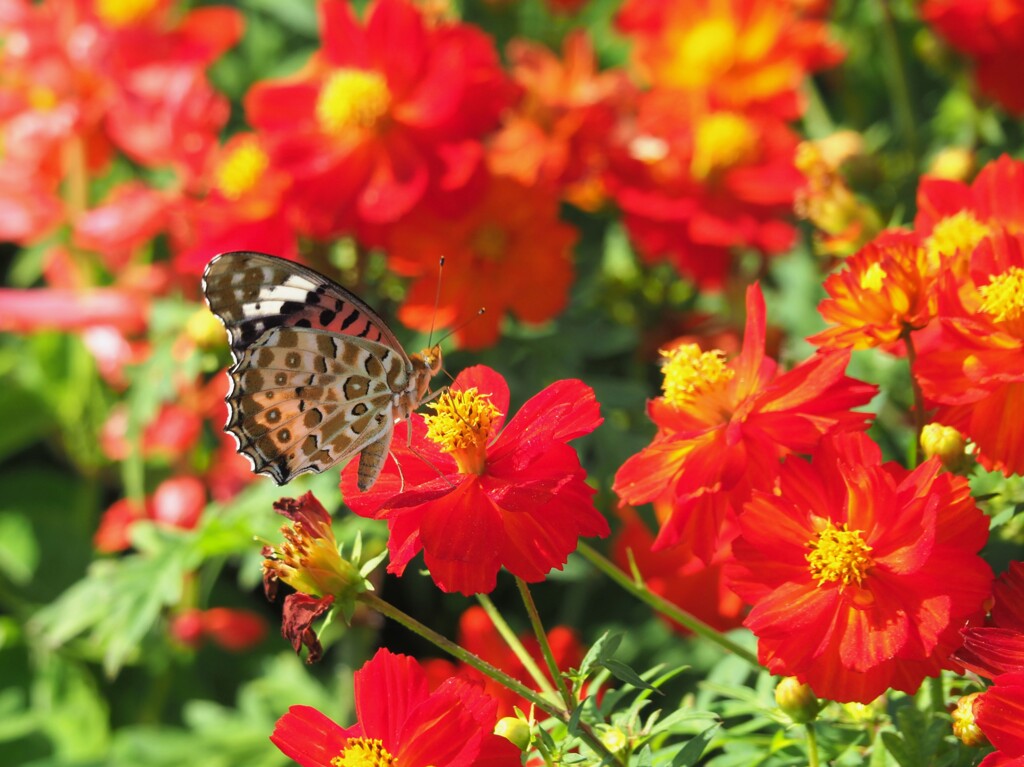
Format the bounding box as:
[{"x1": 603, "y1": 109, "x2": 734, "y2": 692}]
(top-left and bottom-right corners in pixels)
[{"x1": 416, "y1": 344, "x2": 444, "y2": 377}]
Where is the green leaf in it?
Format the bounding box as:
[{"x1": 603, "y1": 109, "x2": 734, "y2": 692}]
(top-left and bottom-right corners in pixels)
[
  {"x1": 0, "y1": 512, "x2": 40, "y2": 584},
  {"x1": 671, "y1": 723, "x2": 722, "y2": 767}
]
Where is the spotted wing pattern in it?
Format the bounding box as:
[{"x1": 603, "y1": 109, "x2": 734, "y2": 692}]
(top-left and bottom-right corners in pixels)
[
  {"x1": 202, "y1": 251, "x2": 407, "y2": 364},
  {"x1": 225, "y1": 326, "x2": 410, "y2": 485}
]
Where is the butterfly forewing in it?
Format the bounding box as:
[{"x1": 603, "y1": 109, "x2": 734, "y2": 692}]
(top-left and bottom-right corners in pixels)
[
  {"x1": 202, "y1": 251, "x2": 408, "y2": 364},
  {"x1": 202, "y1": 251, "x2": 435, "y2": 489}
]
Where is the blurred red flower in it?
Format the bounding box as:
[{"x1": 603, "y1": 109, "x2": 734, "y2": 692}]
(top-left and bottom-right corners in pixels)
[
  {"x1": 246, "y1": 0, "x2": 513, "y2": 238},
  {"x1": 94, "y1": 474, "x2": 206, "y2": 553},
  {"x1": 611, "y1": 506, "x2": 744, "y2": 634},
  {"x1": 922, "y1": 1, "x2": 1024, "y2": 115},
  {"x1": 614, "y1": 283, "x2": 875, "y2": 564},
  {"x1": 914, "y1": 229, "x2": 1024, "y2": 475},
  {"x1": 171, "y1": 607, "x2": 267, "y2": 652},
  {"x1": 489, "y1": 31, "x2": 634, "y2": 210},
  {"x1": 385, "y1": 171, "x2": 577, "y2": 349},
  {"x1": 423, "y1": 605, "x2": 584, "y2": 717},
  {"x1": 605, "y1": 92, "x2": 802, "y2": 286},
  {"x1": 616, "y1": 0, "x2": 842, "y2": 117},
  {"x1": 272, "y1": 648, "x2": 520, "y2": 767},
  {"x1": 727, "y1": 432, "x2": 992, "y2": 703},
  {"x1": 342, "y1": 365, "x2": 608, "y2": 595}
]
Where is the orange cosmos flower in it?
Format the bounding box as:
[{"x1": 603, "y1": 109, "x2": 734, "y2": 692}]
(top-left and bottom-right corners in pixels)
[
  {"x1": 922, "y1": 1, "x2": 1024, "y2": 115},
  {"x1": 616, "y1": 0, "x2": 842, "y2": 117},
  {"x1": 613, "y1": 283, "x2": 876, "y2": 563},
  {"x1": 245, "y1": 0, "x2": 513, "y2": 237},
  {"x1": 810, "y1": 231, "x2": 937, "y2": 350},
  {"x1": 913, "y1": 228, "x2": 1024, "y2": 475},
  {"x1": 727, "y1": 432, "x2": 992, "y2": 704},
  {"x1": 489, "y1": 31, "x2": 635, "y2": 210},
  {"x1": 386, "y1": 171, "x2": 577, "y2": 349},
  {"x1": 606, "y1": 91, "x2": 802, "y2": 286}
]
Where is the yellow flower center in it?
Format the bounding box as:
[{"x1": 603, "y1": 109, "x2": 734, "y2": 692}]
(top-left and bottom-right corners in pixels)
[
  {"x1": 423, "y1": 387, "x2": 502, "y2": 475},
  {"x1": 692, "y1": 112, "x2": 758, "y2": 180},
  {"x1": 471, "y1": 223, "x2": 509, "y2": 262},
  {"x1": 978, "y1": 265, "x2": 1024, "y2": 333},
  {"x1": 95, "y1": 0, "x2": 159, "y2": 27},
  {"x1": 858, "y1": 262, "x2": 887, "y2": 292},
  {"x1": 660, "y1": 344, "x2": 734, "y2": 409},
  {"x1": 806, "y1": 521, "x2": 873, "y2": 589},
  {"x1": 332, "y1": 737, "x2": 396, "y2": 767},
  {"x1": 262, "y1": 519, "x2": 358, "y2": 599},
  {"x1": 665, "y1": 17, "x2": 737, "y2": 89},
  {"x1": 317, "y1": 69, "x2": 391, "y2": 136},
  {"x1": 215, "y1": 138, "x2": 269, "y2": 200},
  {"x1": 28, "y1": 86, "x2": 59, "y2": 111},
  {"x1": 925, "y1": 210, "x2": 991, "y2": 268}
]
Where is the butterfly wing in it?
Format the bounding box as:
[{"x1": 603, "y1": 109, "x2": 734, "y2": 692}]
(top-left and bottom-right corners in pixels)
[
  {"x1": 226, "y1": 326, "x2": 408, "y2": 484},
  {"x1": 202, "y1": 251, "x2": 409, "y2": 364}
]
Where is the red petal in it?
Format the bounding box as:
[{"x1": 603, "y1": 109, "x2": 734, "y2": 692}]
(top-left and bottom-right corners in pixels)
[
  {"x1": 354, "y1": 649, "x2": 431, "y2": 750},
  {"x1": 977, "y1": 673, "x2": 1024, "y2": 758},
  {"x1": 271, "y1": 705, "x2": 353, "y2": 767},
  {"x1": 320, "y1": 0, "x2": 369, "y2": 67},
  {"x1": 491, "y1": 379, "x2": 601, "y2": 463},
  {"x1": 366, "y1": 0, "x2": 428, "y2": 96},
  {"x1": 280, "y1": 593, "x2": 334, "y2": 663}
]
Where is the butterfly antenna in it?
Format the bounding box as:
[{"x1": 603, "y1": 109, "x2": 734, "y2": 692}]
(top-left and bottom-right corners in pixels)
[
  {"x1": 427, "y1": 256, "x2": 445, "y2": 347},
  {"x1": 435, "y1": 307, "x2": 486, "y2": 349}
]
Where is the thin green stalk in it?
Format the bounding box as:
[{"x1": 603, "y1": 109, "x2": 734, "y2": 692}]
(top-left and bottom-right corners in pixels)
[
  {"x1": 577, "y1": 542, "x2": 760, "y2": 667},
  {"x1": 805, "y1": 722, "x2": 820, "y2": 767},
  {"x1": 878, "y1": 0, "x2": 917, "y2": 153},
  {"x1": 515, "y1": 577, "x2": 575, "y2": 710},
  {"x1": 477, "y1": 593, "x2": 557, "y2": 697},
  {"x1": 358, "y1": 592, "x2": 623, "y2": 766}
]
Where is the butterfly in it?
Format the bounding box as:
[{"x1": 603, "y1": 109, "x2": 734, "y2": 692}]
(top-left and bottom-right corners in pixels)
[{"x1": 202, "y1": 251, "x2": 442, "y2": 491}]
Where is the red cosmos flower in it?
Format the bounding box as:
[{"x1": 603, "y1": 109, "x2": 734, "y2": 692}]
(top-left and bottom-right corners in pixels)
[
  {"x1": 272, "y1": 648, "x2": 520, "y2": 767},
  {"x1": 94, "y1": 475, "x2": 207, "y2": 553},
  {"x1": 172, "y1": 133, "x2": 299, "y2": 277},
  {"x1": 726, "y1": 432, "x2": 992, "y2": 704},
  {"x1": 605, "y1": 91, "x2": 803, "y2": 286},
  {"x1": 423, "y1": 605, "x2": 585, "y2": 717},
  {"x1": 956, "y1": 561, "x2": 1024, "y2": 679},
  {"x1": 973, "y1": 673, "x2": 1024, "y2": 766},
  {"x1": 922, "y1": 1, "x2": 1024, "y2": 115},
  {"x1": 171, "y1": 607, "x2": 267, "y2": 652},
  {"x1": 488, "y1": 31, "x2": 635, "y2": 210},
  {"x1": 342, "y1": 365, "x2": 609, "y2": 595},
  {"x1": 611, "y1": 506, "x2": 744, "y2": 634},
  {"x1": 915, "y1": 155, "x2": 1024, "y2": 280},
  {"x1": 613, "y1": 283, "x2": 875, "y2": 564},
  {"x1": 810, "y1": 231, "x2": 937, "y2": 351},
  {"x1": 245, "y1": 0, "x2": 513, "y2": 238},
  {"x1": 385, "y1": 171, "x2": 577, "y2": 349},
  {"x1": 616, "y1": 0, "x2": 842, "y2": 117},
  {"x1": 73, "y1": 182, "x2": 170, "y2": 271},
  {"x1": 913, "y1": 229, "x2": 1024, "y2": 475}
]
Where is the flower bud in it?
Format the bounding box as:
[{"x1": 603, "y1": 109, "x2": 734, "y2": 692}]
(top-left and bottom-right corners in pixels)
[
  {"x1": 921, "y1": 423, "x2": 968, "y2": 472},
  {"x1": 775, "y1": 677, "x2": 821, "y2": 723},
  {"x1": 597, "y1": 724, "x2": 630, "y2": 755},
  {"x1": 494, "y1": 717, "x2": 531, "y2": 751},
  {"x1": 927, "y1": 147, "x2": 975, "y2": 182},
  {"x1": 952, "y1": 693, "x2": 987, "y2": 748},
  {"x1": 185, "y1": 307, "x2": 226, "y2": 350}
]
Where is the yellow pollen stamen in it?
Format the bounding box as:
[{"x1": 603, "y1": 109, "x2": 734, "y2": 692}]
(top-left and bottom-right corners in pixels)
[
  {"x1": 806, "y1": 521, "x2": 873, "y2": 589},
  {"x1": 692, "y1": 112, "x2": 759, "y2": 180},
  {"x1": 660, "y1": 344, "x2": 734, "y2": 409},
  {"x1": 423, "y1": 388, "x2": 502, "y2": 475},
  {"x1": 665, "y1": 17, "x2": 737, "y2": 89},
  {"x1": 95, "y1": 0, "x2": 160, "y2": 27},
  {"x1": 215, "y1": 138, "x2": 269, "y2": 200},
  {"x1": 317, "y1": 69, "x2": 391, "y2": 136},
  {"x1": 331, "y1": 737, "x2": 396, "y2": 767},
  {"x1": 471, "y1": 224, "x2": 509, "y2": 261},
  {"x1": 925, "y1": 210, "x2": 991, "y2": 268},
  {"x1": 978, "y1": 265, "x2": 1024, "y2": 329},
  {"x1": 858, "y1": 262, "x2": 887, "y2": 292}
]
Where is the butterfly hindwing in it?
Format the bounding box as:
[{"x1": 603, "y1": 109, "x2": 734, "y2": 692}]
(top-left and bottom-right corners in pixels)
[
  {"x1": 202, "y1": 251, "x2": 407, "y2": 364},
  {"x1": 226, "y1": 326, "x2": 409, "y2": 484}
]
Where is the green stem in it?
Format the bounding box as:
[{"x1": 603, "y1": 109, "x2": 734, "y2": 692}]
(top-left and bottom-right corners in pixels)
[
  {"x1": 477, "y1": 593, "x2": 557, "y2": 697},
  {"x1": 805, "y1": 722, "x2": 820, "y2": 767},
  {"x1": 358, "y1": 592, "x2": 622, "y2": 766},
  {"x1": 577, "y1": 542, "x2": 760, "y2": 667},
  {"x1": 515, "y1": 577, "x2": 575, "y2": 710},
  {"x1": 877, "y1": 0, "x2": 917, "y2": 153}
]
